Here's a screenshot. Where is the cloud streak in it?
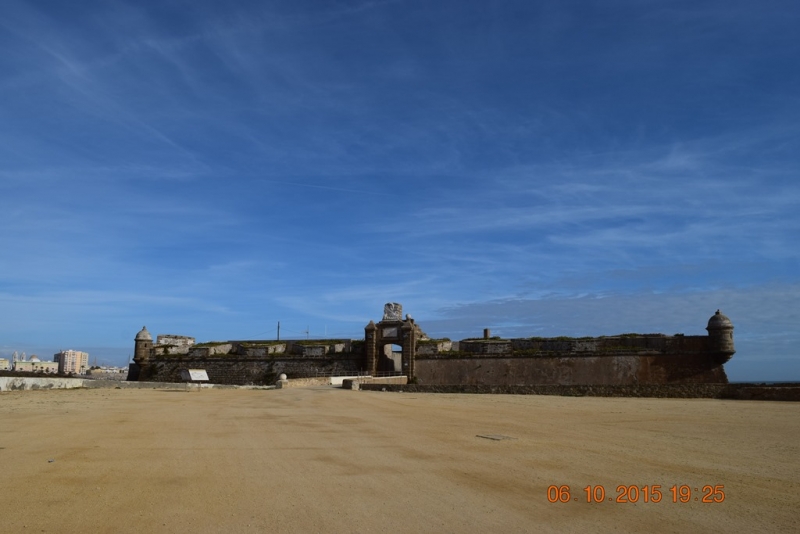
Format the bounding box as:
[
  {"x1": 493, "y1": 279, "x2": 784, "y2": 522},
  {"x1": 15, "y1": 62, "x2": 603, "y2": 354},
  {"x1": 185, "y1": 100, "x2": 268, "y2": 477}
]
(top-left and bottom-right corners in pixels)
[{"x1": 0, "y1": 1, "x2": 797, "y2": 378}]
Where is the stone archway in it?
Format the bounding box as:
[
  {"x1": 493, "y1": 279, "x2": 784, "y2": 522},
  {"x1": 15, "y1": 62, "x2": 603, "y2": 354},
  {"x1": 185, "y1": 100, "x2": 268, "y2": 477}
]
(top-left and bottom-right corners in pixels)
[{"x1": 364, "y1": 303, "x2": 426, "y2": 378}]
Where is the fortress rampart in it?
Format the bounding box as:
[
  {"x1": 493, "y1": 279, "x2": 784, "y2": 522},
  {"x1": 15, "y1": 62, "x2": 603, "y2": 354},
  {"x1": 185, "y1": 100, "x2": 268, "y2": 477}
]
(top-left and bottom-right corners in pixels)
[
  {"x1": 128, "y1": 306, "x2": 735, "y2": 387},
  {"x1": 128, "y1": 339, "x2": 364, "y2": 384},
  {"x1": 413, "y1": 333, "x2": 731, "y2": 385}
]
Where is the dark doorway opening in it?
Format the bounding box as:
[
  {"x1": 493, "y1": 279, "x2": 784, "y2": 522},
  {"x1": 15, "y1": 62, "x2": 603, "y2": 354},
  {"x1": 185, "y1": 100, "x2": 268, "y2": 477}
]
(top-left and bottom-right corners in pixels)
[{"x1": 377, "y1": 344, "x2": 402, "y2": 374}]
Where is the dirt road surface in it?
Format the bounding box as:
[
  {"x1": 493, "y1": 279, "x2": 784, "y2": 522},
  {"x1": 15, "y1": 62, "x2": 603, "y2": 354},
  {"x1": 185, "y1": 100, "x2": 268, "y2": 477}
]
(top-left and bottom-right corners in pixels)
[{"x1": 1, "y1": 387, "x2": 797, "y2": 533}]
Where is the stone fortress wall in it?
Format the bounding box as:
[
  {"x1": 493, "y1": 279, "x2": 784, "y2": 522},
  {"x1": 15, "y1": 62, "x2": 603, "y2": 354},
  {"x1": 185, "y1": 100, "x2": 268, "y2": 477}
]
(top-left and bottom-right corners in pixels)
[
  {"x1": 128, "y1": 305, "x2": 735, "y2": 387},
  {"x1": 129, "y1": 337, "x2": 364, "y2": 385},
  {"x1": 414, "y1": 334, "x2": 729, "y2": 385}
]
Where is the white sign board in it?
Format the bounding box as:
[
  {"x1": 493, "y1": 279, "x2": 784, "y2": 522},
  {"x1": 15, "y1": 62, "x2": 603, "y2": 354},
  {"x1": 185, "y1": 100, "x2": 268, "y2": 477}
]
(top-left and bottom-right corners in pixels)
[{"x1": 180, "y1": 369, "x2": 209, "y2": 382}]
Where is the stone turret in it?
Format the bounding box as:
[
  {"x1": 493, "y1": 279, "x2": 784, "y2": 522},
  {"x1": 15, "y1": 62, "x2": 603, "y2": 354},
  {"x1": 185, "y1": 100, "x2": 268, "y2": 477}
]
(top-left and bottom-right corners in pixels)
[
  {"x1": 133, "y1": 326, "x2": 153, "y2": 365},
  {"x1": 706, "y1": 310, "x2": 735, "y2": 358}
]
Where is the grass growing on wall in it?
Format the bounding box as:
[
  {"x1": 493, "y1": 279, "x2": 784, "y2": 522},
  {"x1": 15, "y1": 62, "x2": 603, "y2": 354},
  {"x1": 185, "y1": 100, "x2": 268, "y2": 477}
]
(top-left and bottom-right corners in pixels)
[
  {"x1": 417, "y1": 338, "x2": 451, "y2": 345},
  {"x1": 295, "y1": 339, "x2": 349, "y2": 346},
  {"x1": 238, "y1": 341, "x2": 286, "y2": 348}
]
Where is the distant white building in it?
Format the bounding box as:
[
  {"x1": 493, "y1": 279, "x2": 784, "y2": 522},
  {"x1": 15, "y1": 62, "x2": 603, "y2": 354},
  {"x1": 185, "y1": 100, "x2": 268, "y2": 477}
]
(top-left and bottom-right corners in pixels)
[
  {"x1": 54, "y1": 350, "x2": 89, "y2": 375},
  {"x1": 14, "y1": 356, "x2": 59, "y2": 373},
  {"x1": 0, "y1": 358, "x2": 9, "y2": 371}
]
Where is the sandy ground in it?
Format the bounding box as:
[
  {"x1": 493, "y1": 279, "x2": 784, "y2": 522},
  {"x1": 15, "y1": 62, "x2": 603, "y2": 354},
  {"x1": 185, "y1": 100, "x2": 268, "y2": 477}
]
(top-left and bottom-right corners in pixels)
[{"x1": 0, "y1": 387, "x2": 798, "y2": 533}]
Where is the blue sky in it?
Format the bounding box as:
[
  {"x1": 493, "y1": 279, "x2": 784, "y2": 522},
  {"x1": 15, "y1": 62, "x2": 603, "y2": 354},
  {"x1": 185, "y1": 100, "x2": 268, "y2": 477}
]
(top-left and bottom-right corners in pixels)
[{"x1": 1, "y1": 0, "x2": 798, "y2": 380}]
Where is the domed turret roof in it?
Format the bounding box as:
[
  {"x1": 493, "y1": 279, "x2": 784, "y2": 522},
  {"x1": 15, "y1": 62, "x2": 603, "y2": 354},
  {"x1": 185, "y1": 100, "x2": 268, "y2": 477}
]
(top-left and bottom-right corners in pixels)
[
  {"x1": 135, "y1": 326, "x2": 152, "y2": 341},
  {"x1": 29, "y1": 355, "x2": 40, "y2": 362},
  {"x1": 707, "y1": 310, "x2": 733, "y2": 330}
]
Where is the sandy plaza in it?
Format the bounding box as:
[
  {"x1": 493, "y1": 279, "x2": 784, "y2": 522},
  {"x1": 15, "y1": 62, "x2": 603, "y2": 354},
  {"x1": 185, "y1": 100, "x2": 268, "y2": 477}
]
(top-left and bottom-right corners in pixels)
[{"x1": 1, "y1": 387, "x2": 797, "y2": 533}]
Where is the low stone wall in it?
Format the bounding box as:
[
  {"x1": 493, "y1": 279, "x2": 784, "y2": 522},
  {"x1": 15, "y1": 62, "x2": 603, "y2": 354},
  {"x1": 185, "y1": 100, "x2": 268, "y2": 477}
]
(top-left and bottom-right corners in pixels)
[
  {"x1": 357, "y1": 383, "x2": 800, "y2": 401},
  {"x1": 0, "y1": 377, "x2": 275, "y2": 391},
  {"x1": 330, "y1": 375, "x2": 363, "y2": 386},
  {"x1": 342, "y1": 376, "x2": 408, "y2": 390},
  {"x1": 729, "y1": 385, "x2": 800, "y2": 401},
  {"x1": 276, "y1": 377, "x2": 332, "y2": 388},
  {"x1": 0, "y1": 371, "x2": 75, "y2": 379},
  {"x1": 85, "y1": 371, "x2": 128, "y2": 381},
  {"x1": 0, "y1": 377, "x2": 86, "y2": 391}
]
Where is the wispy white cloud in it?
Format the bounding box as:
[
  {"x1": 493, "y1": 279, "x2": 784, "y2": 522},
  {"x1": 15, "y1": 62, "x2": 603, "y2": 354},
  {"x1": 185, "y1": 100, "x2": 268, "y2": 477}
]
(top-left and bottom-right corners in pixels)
[
  {"x1": 430, "y1": 283, "x2": 800, "y2": 334},
  {"x1": 419, "y1": 282, "x2": 800, "y2": 380},
  {"x1": 0, "y1": 0, "x2": 797, "y2": 376}
]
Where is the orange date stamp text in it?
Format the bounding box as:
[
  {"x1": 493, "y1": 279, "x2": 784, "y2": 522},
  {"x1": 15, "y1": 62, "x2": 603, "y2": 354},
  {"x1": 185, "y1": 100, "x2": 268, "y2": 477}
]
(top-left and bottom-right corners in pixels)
[{"x1": 546, "y1": 484, "x2": 725, "y2": 503}]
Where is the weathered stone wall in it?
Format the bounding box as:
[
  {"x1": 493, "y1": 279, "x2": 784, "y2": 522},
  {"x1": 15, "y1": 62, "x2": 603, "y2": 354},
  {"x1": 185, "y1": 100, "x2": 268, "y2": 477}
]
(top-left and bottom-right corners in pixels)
[
  {"x1": 358, "y1": 383, "x2": 800, "y2": 401},
  {"x1": 132, "y1": 329, "x2": 733, "y2": 387},
  {"x1": 153, "y1": 335, "x2": 195, "y2": 356},
  {"x1": 730, "y1": 385, "x2": 800, "y2": 401},
  {"x1": 289, "y1": 342, "x2": 349, "y2": 356},
  {"x1": 341, "y1": 376, "x2": 408, "y2": 390},
  {"x1": 139, "y1": 355, "x2": 364, "y2": 385},
  {"x1": 416, "y1": 340, "x2": 453, "y2": 355},
  {"x1": 0, "y1": 376, "x2": 87, "y2": 391},
  {"x1": 276, "y1": 377, "x2": 332, "y2": 388},
  {"x1": 156, "y1": 335, "x2": 195, "y2": 347},
  {"x1": 415, "y1": 334, "x2": 729, "y2": 386},
  {"x1": 415, "y1": 353, "x2": 727, "y2": 386},
  {"x1": 86, "y1": 370, "x2": 127, "y2": 381},
  {"x1": 0, "y1": 377, "x2": 275, "y2": 391},
  {"x1": 173, "y1": 340, "x2": 355, "y2": 359},
  {"x1": 134, "y1": 338, "x2": 366, "y2": 385},
  {"x1": 457, "y1": 334, "x2": 712, "y2": 356}
]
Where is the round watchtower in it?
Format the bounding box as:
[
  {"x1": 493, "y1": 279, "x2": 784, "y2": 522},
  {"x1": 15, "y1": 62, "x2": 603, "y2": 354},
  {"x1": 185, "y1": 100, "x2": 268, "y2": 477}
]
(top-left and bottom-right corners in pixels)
[
  {"x1": 706, "y1": 310, "x2": 735, "y2": 356},
  {"x1": 133, "y1": 326, "x2": 153, "y2": 364}
]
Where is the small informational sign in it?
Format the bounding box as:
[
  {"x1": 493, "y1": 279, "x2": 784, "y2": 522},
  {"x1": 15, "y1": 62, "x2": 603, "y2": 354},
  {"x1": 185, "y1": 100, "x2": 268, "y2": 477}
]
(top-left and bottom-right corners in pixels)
[{"x1": 180, "y1": 369, "x2": 209, "y2": 382}]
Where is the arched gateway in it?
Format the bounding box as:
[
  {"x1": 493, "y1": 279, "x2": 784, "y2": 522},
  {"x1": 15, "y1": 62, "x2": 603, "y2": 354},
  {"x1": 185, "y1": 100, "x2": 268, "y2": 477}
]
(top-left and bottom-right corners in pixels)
[{"x1": 364, "y1": 303, "x2": 428, "y2": 378}]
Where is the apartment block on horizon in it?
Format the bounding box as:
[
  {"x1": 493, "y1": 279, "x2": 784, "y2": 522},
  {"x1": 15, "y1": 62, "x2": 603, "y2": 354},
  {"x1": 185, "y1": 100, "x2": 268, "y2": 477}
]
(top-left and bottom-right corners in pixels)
[{"x1": 54, "y1": 350, "x2": 89, "y2": 375}]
